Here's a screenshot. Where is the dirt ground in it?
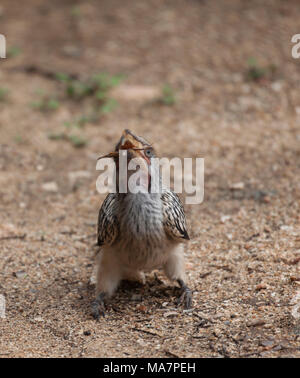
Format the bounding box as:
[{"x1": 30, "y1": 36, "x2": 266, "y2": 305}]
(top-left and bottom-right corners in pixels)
[{"x1": 0, "y1": 0, "x2": 299, "y2": 358}]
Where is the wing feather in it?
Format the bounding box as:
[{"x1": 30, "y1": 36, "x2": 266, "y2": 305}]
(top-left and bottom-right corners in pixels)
[
  {"x1": 161, "y1": 189, "x2": 190, "y2": 241},
  {"x1": 97, "y1": 193, "x2": 119, "y2": 246}
]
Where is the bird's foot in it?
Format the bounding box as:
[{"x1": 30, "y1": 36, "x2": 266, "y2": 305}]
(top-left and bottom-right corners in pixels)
[
  {"x1": 91, "y1": 293, "x2": 106, "y2": 320},
  {"x1": 176, "y1": 279, "x2": 192, "y2": 309}
]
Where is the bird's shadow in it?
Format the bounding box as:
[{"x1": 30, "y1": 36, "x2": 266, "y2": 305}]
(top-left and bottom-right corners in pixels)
[{"x1": 71, "y1": 274, "x2": 180, "y2": 321}]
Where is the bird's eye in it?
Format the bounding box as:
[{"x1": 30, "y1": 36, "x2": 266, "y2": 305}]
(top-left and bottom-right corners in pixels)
[{"x1": 144, "y1": 148, "x2": 153, "y2": 158}]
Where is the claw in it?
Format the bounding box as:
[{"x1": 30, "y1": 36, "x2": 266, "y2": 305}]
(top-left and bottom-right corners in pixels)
[
  {"x1": 91, "y1": 293, "x2": 106, "y2": 320},
  {"x1": 177, "y1": 279, "x2": 193, "y2": 309}
]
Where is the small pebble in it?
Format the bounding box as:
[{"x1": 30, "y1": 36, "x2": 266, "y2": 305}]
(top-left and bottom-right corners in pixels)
[
  {"x1": 131, "y1": 294, "x2": 142, "y2": 301},
  {"x1": 13, "y1": 271, "x2": 26, "y2": 279},
  {"x1": 136, "y1": 304, "x2": 147, "y2": 313},
  {"x1": 42, "y1": 182, "x2": 58, "y2": 192},
  {"x1": 255, "y1": 283, "x2": 267, "y2": 291},
  {"x1": 33, "y1": 317, "x2": 44, "y2": 322},
  {"x1": 230, "y1": 182, "x2": 245, "y2": 190},
  {"x1": 260, "y1": 339, "x2": 274, "y2": 347},
  {"x1": 246, "y1": 319, "x2": 265, "y2": 327},
  {"x1": 220, "y1": 215, "x2": 231, "y2": 223},
  {"x1": 163, "y1": 311, "x2": 178, "y2": 318}
]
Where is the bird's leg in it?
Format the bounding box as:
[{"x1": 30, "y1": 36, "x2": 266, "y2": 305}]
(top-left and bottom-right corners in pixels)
[
  {"x1": 163, "y1": 245, "x2": 193, "y2": 309},
  {"x1": 91, "y1": 292, "x2": 106, "y2": 320},
  {"x1": 177, "y1": 278, "x2": 192, "y2": 309},
  {"x1": 91, "y1": 250, "x2": 121, "y2": 320}
]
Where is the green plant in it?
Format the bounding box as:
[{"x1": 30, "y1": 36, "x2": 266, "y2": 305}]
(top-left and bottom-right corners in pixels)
[
  {"x1": 100, "y1": 98, "x2": 118, "y2": 114},
  {"x1": 31, "y1": 95, "x2": 60, "y2": 111},
  {"x1": 31, "y1": 89, "x2": 60, "y2": 111},
  {"x1": 55, "y1": 73, "x2": 92, "y2": 99},
  {"x1": 70, "y1": 6, "x2": 81, "y2": 17},
  {"x1": 246, "y1": 58, "x2": 277, "y2": 82},
  {"x1": 48, "y1": 133, "x2": 66, "y2": 141},
  {"x1": 48, "y1": 114, "x2": 90, "y2": 148},
  {"x1": 68, "y1": 134, "x2": 87, "y2": 148},
  {"x1": 246, "y1": 58, "x2": 266, "y2": 81},
  {"x1": 55, "y1": 72, "x2": 123, "y2": 106},
  {"x1": 7, "y1": 46, "x2": 21, "y2": 58},
  {"x1": 14, "y1": 135, "x2": 23, "y2": 144},
  {"x1": 48, "y1": 132, "x2": 87, "y2": 148},
  {"x1": 160, "y1": 85, "x2": 176, "y2": 105},
  {"x1": 92, "y1": 73, "x2": 124, "y2": 91},
  {"x1": 47, "y1": 72, "x2": 124, "y2": 148},
  {"x1": 55, "y1": 73, "x2": 70, "y2": 82},
  {"x1": 55, "y1": 73, "x2": 90, "y2": 99},
  {"x1": 47, "y1": 99, "x2": 60, "y2": 110},
  {"x1": 63, "y1": 112, "x2": 98, "y2": 130},
  {"x1": 0, "y1": 87, "x2": 8, "y2": 101}
]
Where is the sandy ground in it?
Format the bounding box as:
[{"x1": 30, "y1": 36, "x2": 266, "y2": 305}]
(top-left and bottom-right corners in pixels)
[{"x1": 0, "y1": 0, "x2": 299, "y2": 357}]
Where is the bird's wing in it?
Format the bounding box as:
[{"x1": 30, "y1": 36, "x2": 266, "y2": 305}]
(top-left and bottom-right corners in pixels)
[
  {"x1": 97, "y1": 193, "x2": 119, "y2": 246},
  {"x1": 161, "y1": 189, "x2": 190, "y2": 241}
]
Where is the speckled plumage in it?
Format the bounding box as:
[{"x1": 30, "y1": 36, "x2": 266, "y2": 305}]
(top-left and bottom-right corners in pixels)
[
  {"x1": 97, "y1": 189, "x2": 189, "y2": 248},
  {"x1": 92, "y1": 130, "x2": 192, "y2": 319}
]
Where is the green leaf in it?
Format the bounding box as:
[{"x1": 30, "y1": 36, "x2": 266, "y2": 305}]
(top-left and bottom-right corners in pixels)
[
  {"x1": 30, "y1": 100, "x2": 44, "y2": 109},
  {"x1": 161, "y1": 85, "x2": 176, "y2": 105},
  {"x1": 100, "y1": 99, "x2": 118, "y2": 114},
  {"x1": 55, "y1": 72, "x2": 70, "y2": 82},
  {"x1": 0, "y1": 88, "x2": 9, "y2": 101},
  {"x1": 7, "y1": 46, "x2": 21, "y2": 58},
  {"x1": 95, "y1": 90, "x2": 106, "y2": 100},
  {"x1": 68, "y1": 135, "x2": 87, "y2": 148},
  {"x1": 48, "y1": 133, "x2": 66, "y2": 140},
  {"x1": 47, "y1": 99, "x2": 60, "y2": 110}
]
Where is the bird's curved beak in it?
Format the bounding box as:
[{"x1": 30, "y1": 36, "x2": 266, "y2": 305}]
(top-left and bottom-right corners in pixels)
[
  {"x1": 98, "y1": 129, "x2": 151, "y2": 163},
  {"x1": 97, "y1": 151, "x2": 119, "y2": 160},
  {"x1": 97, "y1": 147, "x2": 148, "y2": 160}
]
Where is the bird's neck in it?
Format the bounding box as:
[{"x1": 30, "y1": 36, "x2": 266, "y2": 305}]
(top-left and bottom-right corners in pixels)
[
  {"x1": 117, "y1": 192, "x2": 163, "y2": 244},
  {"x1": 118, "y1": 191, "x2": 161, "y2": 203},
  {"x1": 116, "y1": 165, "x2": 162, "y2": 194},
  {"x1": 118, "y1": 192, "x2": 163, "y2": 221}
]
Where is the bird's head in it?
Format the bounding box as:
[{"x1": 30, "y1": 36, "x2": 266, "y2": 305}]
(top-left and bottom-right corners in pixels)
[
  {"x1": 98, "y1": 129, "x2": 155, "y2": 162},
  {"x1": 98, "y1": 129, "x2": 157, "y2": 192}
]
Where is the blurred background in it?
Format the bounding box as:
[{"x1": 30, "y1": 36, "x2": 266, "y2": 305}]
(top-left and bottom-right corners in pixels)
[{"x1": 0, "y1": 0, "x2": 299, "y2": 358}]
